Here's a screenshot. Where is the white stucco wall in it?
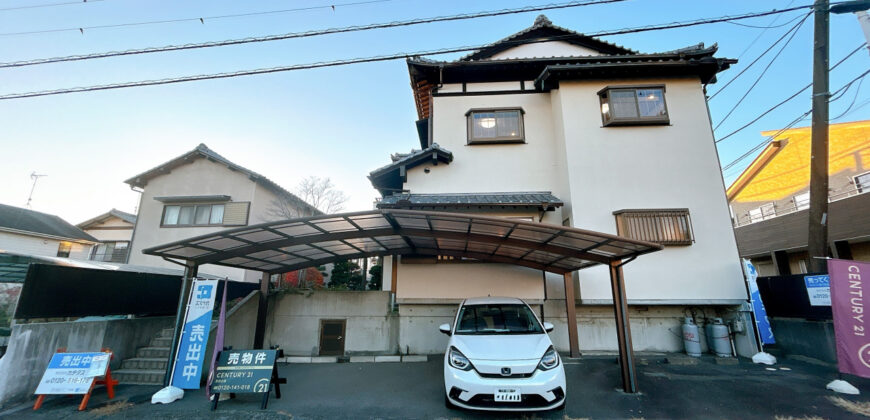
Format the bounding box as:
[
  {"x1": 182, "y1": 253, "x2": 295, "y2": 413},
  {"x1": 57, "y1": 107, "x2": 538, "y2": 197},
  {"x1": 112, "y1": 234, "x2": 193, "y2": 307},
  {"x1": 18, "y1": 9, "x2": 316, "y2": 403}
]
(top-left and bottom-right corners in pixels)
[
  {"x1": 0, "y1": 231, "x2": 92, "y2": 259},
  {"x1": 81, "y1": 216, "x2": 134, "y2": 242}
]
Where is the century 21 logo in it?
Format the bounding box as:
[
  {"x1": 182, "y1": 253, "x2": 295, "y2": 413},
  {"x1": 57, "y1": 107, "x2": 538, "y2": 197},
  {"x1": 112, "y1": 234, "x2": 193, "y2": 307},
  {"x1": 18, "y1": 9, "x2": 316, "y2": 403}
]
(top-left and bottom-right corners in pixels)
[{"x1": 196, "y1": 284, "x2": 214, "y2": 299}]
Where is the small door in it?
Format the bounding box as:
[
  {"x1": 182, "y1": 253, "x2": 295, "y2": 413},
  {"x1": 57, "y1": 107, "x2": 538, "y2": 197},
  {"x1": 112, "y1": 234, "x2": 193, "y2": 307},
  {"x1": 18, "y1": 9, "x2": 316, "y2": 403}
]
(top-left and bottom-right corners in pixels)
[{"x1": 319, "y1": 319, "x2": 346, "y2": 356}]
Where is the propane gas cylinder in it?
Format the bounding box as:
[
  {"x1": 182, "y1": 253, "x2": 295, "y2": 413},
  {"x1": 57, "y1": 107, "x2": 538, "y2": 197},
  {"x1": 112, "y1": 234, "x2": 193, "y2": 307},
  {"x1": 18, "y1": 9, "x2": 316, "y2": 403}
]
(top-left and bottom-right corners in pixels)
[{"x1": 682, "y1": 317, "x2": 701, "y2": 357}]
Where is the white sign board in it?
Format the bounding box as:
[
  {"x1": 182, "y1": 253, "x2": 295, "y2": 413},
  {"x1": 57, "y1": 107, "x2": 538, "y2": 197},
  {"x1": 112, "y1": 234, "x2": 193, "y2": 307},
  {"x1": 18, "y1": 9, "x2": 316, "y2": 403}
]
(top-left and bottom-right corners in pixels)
[
  {"x1": 805, "y1": 275, "x2": 831, "y2": 306},
  {"x1": 35, "y1": 352, "x2": 110, "y2": 395}
]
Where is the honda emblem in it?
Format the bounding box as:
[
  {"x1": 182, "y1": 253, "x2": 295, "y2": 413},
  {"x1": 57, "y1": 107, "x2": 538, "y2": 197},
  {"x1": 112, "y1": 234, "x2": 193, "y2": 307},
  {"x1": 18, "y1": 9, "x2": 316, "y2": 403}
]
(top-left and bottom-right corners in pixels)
[{"x1": 500, "y1": 367, "x2": 511, "y2": 376}]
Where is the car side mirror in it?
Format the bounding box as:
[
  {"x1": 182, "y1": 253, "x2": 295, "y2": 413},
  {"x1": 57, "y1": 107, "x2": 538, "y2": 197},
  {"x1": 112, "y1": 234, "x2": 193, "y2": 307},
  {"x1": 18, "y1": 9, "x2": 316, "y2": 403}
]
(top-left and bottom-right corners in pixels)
[
  {"x1": 543, "y1": 322, "x2": 554, "y2": 333},
  {"x1": 439, "y1": 323, "x2": 452, "y2": 336}
]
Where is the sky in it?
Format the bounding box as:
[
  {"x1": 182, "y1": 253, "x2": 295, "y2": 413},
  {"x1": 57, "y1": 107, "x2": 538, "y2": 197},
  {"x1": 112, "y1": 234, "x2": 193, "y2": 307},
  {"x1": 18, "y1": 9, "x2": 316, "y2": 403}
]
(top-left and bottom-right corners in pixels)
[{"x1": 0, "y1": 0, "x2": 868, "y2": 225}]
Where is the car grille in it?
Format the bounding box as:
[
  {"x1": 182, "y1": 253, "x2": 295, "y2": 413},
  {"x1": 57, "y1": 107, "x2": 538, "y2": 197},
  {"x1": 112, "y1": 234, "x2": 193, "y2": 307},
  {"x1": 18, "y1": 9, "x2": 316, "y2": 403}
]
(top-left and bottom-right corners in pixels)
[
  {"x1": 464, "y1": 387, "x2": 564, "y2": 409},
  {"x1": 477, "y1": 372, "x2": 534, "y2": 379}
]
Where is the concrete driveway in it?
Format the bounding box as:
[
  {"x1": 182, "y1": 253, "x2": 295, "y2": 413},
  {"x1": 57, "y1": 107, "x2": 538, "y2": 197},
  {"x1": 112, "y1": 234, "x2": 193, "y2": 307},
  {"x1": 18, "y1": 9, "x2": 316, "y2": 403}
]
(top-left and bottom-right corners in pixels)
[{"x1": 4, "y1": 355, "x2": 870, "y2": 419}]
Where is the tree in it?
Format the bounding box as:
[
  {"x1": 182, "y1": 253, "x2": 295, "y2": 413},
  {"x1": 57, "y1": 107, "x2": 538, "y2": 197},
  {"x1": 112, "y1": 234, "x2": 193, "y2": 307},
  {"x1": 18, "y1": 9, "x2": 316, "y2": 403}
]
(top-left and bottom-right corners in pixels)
[
  {"x1": 330, "y1": 260, "x2": 363, "y2": 290},
  {"x1": 282, "y1": 267, "x2": 324, "y2": 289},
  {"x1": 295, "y1": 176, "x2": 349, "y2": 214},
  {"x1": 368, "y1": 264, "x2": 383, "y2": 291}
]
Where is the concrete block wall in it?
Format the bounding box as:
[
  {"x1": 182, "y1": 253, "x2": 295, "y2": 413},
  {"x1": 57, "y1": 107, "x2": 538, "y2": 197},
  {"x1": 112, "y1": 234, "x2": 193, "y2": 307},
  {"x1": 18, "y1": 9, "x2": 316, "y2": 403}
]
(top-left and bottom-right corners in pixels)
[{"x1": 0, "y1": 316, "x2": 173, "y2": 408}]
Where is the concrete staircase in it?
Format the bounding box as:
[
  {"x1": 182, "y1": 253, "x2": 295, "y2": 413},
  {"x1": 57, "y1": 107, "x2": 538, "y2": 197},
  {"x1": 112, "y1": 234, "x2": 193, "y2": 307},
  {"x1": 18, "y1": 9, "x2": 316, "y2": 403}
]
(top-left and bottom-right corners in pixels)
[{"x1": 112, "y1": 327, "x2": 174, "y2": 385}]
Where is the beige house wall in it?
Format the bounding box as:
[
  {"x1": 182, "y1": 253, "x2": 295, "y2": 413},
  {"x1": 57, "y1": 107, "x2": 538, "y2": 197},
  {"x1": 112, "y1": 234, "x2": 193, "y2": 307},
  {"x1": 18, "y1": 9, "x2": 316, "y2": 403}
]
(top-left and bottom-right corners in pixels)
[
  {"x1": 0, "y1": 230, "x2": 92, "y2": 260},
  {"x1": 82, "y1": 216, "x2": 134, "y2": 243}
]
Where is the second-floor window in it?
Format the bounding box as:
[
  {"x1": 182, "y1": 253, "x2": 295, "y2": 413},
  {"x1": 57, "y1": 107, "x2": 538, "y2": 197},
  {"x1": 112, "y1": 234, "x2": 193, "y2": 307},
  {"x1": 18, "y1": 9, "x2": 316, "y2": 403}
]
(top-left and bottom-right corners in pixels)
[
  {"x1": 794, "y1": 192, "x2": 810, "y2": 211},
  {"x1": 748, "y1": 203, "x2": 776, "y2": 223},
  {"x1": 162, "y1": 203, "x2": 225, "y2": 226},
  {"x1": 598, "y1": 86, "x2": 669, "y2": 126},
  {"x1": 856, "y1": 172, "x2": 870, "y2": 194},
  {"x1": 466, "y1": 108, "x2": 524, "y2": 144},
  {"x1": 613, "y1": 209, "x2": 694, "y2": 246}
]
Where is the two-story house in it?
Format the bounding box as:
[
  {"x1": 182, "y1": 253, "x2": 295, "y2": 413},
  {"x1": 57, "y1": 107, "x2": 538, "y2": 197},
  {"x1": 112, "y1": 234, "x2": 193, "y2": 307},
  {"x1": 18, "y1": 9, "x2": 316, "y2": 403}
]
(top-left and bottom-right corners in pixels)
[
  {"x1": 77, "y1": 209, "x2": 137, "y2": 263},
  {"x1": 125, "y1": 143, "x2": 321, "y2": 281},
  {"x1": 0, "y1": 203, "x2": 98, "y2": 260},
  {"x1": 727, "y1": 119, "x2": 870, "y2": 276},
  {"x1": 369, "y1": 15, "x2": 754, "y2": 356}
]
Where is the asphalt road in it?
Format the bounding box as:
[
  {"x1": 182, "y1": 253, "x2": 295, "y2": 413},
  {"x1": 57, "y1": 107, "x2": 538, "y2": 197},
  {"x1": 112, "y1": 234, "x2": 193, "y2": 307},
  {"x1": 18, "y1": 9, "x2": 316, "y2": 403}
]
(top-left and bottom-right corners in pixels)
[{"x1": 4, "y1": 356, "x2": 870, "y2": 419}]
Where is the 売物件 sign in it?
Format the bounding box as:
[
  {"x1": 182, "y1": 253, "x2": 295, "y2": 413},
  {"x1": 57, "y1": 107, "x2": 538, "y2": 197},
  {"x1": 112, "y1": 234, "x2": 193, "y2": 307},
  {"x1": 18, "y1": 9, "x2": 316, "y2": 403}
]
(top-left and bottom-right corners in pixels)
[
  {"x1": 35, "y1": 352, "x2": 110, "y2": 395},
  {"x1": 171, "y1": 279, "x2": 218, "y2": 389},
  {"x1": 804, "y1": 275, "x2": 831, "y2": 306},
  {"x1": 829, "y1": 259, "x2": 870, "y2": 378},
  {"x1": 210, "y1": 349, "x2": 277, "y2": 394}
]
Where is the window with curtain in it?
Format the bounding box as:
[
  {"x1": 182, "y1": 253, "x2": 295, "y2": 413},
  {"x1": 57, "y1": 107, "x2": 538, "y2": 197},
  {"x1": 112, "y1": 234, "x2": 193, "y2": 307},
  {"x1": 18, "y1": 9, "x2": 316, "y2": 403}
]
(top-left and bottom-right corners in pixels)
[
  {"x1": 162, "y1": 203, "x2": 226, "y2": 226},
  {"x1": 466, "y1": 109, "x2": 524, "y2": 144},
  {"x1": 599, "y1": 86, "x2": 669, "y2": 126}
]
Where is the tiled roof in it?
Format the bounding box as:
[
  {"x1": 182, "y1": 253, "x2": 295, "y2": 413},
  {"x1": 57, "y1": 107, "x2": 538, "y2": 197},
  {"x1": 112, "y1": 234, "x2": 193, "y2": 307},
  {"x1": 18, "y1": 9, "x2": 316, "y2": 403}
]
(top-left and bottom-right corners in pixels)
[
  {"x1": 0, "y1": 203, "x2": 98, "y2": 242},
  {"x1": 124, "y1": 144, "x2": 321, "y2": 215},
  {"x1": 368, "y1": 144, "x2": 454, "y2": 197},
  {"x1": 377, "y1": 192, "x2": 563, "y2": 209}
]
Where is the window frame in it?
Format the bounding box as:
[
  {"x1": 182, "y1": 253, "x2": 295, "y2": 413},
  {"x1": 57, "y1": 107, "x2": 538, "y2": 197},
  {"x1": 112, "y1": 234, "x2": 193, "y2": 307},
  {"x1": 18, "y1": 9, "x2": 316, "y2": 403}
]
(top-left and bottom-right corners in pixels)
[
  {"x1": 465, "y1": 107, "x2": 526, "y2": 145},
  {"x1": 855, "y1": 171, "x2": 870, "y2": 194},
  {"x1": 161, "y1": 203, "x2": 227, "y2": 227},
  {"x1": 598, "y1": 85, "x2": 670, "y2": 127},
  {"x1": 613, "y1": 208, "x2": 694, "y2": 246},
  {"x1": 57, "y1": 241, "x2": 72, "y2": 258}
]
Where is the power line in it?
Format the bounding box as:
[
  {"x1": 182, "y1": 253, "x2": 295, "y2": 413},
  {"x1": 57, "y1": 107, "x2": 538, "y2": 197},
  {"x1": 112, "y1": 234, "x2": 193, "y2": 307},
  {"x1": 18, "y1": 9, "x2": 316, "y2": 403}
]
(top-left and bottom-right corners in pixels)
[
  {"x1": 0, "y1": 0, "x2": 105, "y2": 12},
  {"x1": 712, "y1": 13, "x2": 810, "y2": 130},
  {"x1": 0, "y1": 2, "x2": 810, "y2": 69},
  {"x1": 708, "y1": 12, "x2": 809, "y2": 101},
  {"x1": 0, "y1": 0, "x2": 393, "y2": 36},
  {"x1": 733, "y1": 0, "x2": 798, "y2": 59},
  {"x1": 714, "y1": 42, "x2": 867, "y2": 144}
]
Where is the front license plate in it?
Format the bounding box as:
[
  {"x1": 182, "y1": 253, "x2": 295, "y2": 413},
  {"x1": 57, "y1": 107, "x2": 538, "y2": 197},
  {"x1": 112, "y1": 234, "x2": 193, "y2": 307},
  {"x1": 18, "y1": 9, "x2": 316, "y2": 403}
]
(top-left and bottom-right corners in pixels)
[{"x1": 494, "y1": 388, "x2": 521, "y2": 402}]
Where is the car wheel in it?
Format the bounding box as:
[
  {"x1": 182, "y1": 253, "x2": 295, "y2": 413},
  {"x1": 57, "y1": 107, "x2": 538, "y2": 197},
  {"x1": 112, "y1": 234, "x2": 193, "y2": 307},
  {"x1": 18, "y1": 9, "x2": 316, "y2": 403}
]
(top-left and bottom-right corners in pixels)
[{"x1": 444, "y1": 394, "x2": 456, "y2": 409}]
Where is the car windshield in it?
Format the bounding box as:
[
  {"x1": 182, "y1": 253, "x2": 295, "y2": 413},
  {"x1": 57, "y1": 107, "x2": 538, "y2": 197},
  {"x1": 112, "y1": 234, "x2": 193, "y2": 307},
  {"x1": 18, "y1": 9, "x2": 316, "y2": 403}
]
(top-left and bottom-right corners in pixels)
[{"x1": 454, "y1": 304, "x2": 544, "y2": 335}]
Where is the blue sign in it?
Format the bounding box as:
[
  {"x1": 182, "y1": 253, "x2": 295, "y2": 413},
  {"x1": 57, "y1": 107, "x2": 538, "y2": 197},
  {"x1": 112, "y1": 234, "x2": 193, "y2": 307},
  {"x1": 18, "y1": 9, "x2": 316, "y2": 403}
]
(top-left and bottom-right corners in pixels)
[
  {"x1": 171, "y1": 279, "x2": 218, "y2": 389},
  {"x1": 743, "y1": 259, "x2": 775, "y2": 345},
  {"x1": 804, "y1": 275, "x2": 831, "y2": 306},
  {"x1": 36, "y1": 352, "x2": 110, "y2": 395}
]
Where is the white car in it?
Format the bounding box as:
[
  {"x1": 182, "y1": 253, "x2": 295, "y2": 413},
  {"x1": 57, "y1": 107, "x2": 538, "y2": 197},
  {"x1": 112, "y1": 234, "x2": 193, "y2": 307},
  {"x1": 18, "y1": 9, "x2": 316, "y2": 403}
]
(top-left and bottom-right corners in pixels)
[{"x1": 440, "y1": 297, "x2": 566, "y2": 411}]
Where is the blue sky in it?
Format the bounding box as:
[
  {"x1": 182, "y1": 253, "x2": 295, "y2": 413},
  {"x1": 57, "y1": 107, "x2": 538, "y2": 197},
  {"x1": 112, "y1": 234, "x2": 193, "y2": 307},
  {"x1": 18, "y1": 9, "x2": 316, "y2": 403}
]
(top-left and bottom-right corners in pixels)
[{"x1": 0, "y1": 0, "x2": 868, "y2": 224}]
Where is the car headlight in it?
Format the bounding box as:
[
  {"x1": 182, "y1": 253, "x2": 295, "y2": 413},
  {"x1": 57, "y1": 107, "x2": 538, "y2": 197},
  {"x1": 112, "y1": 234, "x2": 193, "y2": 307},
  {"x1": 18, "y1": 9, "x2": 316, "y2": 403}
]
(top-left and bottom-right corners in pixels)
[
  {"x1": 538, "y1": 346, "x2": 559, "y2": 371},
  {"x1": 448, "y1": 347, "x2": 473, "y2": 371}
]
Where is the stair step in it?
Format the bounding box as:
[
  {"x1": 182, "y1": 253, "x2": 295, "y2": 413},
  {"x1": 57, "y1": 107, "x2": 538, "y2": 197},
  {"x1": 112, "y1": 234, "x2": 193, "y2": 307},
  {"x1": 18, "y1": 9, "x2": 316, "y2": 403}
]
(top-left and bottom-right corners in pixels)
[
  {"x1": 137, "y1": 347, "x2": 171, "y2": 358},
  {"x1": 159, "y1": 328, "x2": 176, "y2": 338},
  {"x1": 112, "y1": 369, "x2": 165, "y2": 385},
  {"x1": 150, "y1": 337, "x2": 173, "y2": 347},
  {"x1": 122, "y1": 357, "x2": 168, "y2": 370}
]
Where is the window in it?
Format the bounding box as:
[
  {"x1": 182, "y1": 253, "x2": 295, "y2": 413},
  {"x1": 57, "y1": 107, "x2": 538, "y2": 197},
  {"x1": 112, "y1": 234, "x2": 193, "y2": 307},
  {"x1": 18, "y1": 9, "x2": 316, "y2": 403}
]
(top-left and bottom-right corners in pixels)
[
  {"x1": 598, "y1": 86, "x2": 669, "y2": 126},
  {"x1": 856, "y1": 172, "x2": 870, "y2": 193},
  {"x1": 748, "y1": 203, "x2": 776, "y2": 223},
  {"x1": 57, "y1": 241, "x2": 72, "y2": 258},
  {"x1": 794, "y1": 192, "x2": 810, "y2": 211},
  {"x1": 162, "y1": 203, "x2": 225, "y2": 226},
  {"x1": 90, "y1": 241, "x2": 129, "y2": 262},
  {"x1": 614, "y1": 209, "x2": 694, "y2": 246},
  {"x1": 466, "y1": 108, "x2": 524, "y2": 144},
  {"x1": 455, "y1": 304, "x2": 543, "y2": 335}
]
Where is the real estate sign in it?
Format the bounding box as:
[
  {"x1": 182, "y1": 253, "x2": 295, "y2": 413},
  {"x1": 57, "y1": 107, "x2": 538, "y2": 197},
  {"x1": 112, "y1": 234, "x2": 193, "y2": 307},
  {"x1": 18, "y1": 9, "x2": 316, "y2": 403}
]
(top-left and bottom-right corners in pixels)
[
  {"x1": 171, "y1": 279, "x2": 218, "y2": 389},
  {"x1": 35, "y1": 352, "x2": 110, "y2": 395},
  {"x1": 743, "y1": 259, "x2": 775, "y2": 345},
  {"x1": 804, "y1": 275, "x2": 831, "y2": 306},
  {"x1": 210, "y1": 349, "x2": 277, "y2": 394},
  {"x1": 828, "y1": 259, "x2": 870, "y2": 378}
]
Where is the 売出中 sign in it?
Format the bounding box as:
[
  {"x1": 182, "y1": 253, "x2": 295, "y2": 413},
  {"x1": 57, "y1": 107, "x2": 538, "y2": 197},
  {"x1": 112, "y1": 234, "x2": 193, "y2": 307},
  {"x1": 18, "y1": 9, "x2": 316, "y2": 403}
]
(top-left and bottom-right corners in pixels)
[
  {"x1": 171, "y1": 279, "x2": 218, "y2": 389},
  {"x1": 804, "y1": 275, "x2": 831, "y2": 306},
  {"x1": 744, "y1": 259, "x2": 775, "y2": 345},
  {"x1": 35, "y1": 352, "x2": 110, "y2": 395},
  {"x1": 210, "y1": 349, "x2": 277, "y2": 394}
]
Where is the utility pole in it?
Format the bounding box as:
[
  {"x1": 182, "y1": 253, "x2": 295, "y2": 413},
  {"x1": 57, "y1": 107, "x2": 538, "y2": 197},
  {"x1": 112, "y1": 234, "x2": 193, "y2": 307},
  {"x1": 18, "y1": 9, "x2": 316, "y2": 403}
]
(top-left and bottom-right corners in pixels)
[
  {"x1": 25, "y1": 172, "x2": 47, "y2": 208},
  {"x1": 808, "y1": 0, "x2": 830, "y2": 273}
]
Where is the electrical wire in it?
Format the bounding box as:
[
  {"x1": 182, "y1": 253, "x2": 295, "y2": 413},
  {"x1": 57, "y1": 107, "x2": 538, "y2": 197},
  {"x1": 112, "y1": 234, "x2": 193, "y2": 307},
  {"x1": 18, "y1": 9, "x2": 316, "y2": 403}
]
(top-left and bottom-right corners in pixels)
[
  {"x1": 733, "y1": 0, "x2": 798, "y2": 60},
  {"x1": 0, "y1": 0, "x2": 105, "y2": 12},
  {"x1": 713, "y1": 13, "x2": 810, "y2": 130},
  {"x1": 0, "y1": 2, "x2": 810, "y2": 69},
  {"x1": 714, "y1": 42, "x2": 867, "y2": 144}
]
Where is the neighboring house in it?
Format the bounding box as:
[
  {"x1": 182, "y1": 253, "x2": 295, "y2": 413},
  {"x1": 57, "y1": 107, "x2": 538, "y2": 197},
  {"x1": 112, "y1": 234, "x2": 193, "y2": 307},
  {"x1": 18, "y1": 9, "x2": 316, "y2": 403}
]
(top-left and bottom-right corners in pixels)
[
  {"x1": 368, "y1": 15, "x2": 753, "y2": 355},
  {"x1": 727, "y1": 120, "x2": 870, "y2": 276},
  {"x1": 0, "y1": 203, "x2": 98, "y2": 259},
  {"x1": 77, "y1": 209, "x2": 137, "y2": 263},
  {"x1": 125, "y1": 143, "x2": 321, "y2": 281}
]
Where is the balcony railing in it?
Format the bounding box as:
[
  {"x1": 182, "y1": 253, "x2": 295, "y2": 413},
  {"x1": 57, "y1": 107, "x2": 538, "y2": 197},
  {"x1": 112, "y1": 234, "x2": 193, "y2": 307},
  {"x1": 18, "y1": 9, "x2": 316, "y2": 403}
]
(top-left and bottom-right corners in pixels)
[
  {"x1": 89, "y1": 249, "x2": 129, "y2": 263},
  {"x1": 733, "y1": 185, "x2": 866, "y2": 228}
]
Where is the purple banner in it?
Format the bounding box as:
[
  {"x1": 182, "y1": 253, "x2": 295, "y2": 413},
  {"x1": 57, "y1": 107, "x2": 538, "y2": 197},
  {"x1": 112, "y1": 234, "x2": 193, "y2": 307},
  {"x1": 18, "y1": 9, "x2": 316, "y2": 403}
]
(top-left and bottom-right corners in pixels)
[{"x1": 829, "y1": 259, "x2": 870, "y2": 378}]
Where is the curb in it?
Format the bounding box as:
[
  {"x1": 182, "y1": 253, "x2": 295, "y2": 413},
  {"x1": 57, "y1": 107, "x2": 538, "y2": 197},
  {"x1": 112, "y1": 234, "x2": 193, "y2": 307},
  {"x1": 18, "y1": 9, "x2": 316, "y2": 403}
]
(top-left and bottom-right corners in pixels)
[{"x1": 279, "y1": 355, "x2": 429, "y2": 364}]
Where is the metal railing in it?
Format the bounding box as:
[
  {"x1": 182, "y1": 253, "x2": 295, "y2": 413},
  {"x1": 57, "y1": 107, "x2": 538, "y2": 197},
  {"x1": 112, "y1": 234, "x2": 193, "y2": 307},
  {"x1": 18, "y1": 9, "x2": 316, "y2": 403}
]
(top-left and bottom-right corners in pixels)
[
  {"x1": 89, "y1": 250, "x2": 129, "y2": 263},
  {"x1": 733, "y1": 185, "x2": 866, "y2": 227}
]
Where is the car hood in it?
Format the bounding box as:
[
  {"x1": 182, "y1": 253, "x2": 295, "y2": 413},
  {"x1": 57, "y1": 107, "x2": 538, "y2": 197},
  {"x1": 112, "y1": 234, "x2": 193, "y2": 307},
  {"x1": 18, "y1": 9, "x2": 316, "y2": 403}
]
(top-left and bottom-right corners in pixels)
[{"x1": 452, "y1": 333, "x2": 552, "y2": 361}]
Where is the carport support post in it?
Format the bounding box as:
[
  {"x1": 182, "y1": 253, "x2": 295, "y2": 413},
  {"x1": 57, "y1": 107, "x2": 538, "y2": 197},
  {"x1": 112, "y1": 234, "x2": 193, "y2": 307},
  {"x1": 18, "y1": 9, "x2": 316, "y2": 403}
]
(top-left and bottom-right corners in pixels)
[
  {"x1": 164, "y1": 261, "x2": 197, "y2": 386},
  {"x1": 563, "y1": 272, "x2": 580, "y2": 358},
  {"x1": 610, "y1": 260, "x2": 637, "y2": 393},
  {"x1": 254, "y1": 272, "x2": 270, "y2": 349}
]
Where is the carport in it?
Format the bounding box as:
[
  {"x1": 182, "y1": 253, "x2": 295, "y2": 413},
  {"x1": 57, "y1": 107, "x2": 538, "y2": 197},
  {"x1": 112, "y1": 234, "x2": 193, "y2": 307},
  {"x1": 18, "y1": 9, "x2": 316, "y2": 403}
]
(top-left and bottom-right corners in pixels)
[{"x1": 143, "y1": 209, "x2": 661, "y2": 393}]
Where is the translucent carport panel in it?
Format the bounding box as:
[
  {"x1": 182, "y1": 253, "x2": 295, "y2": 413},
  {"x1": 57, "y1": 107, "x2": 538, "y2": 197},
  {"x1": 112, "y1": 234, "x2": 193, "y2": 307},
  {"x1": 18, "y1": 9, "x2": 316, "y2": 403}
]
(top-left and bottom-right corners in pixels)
[{"x1": 469, "y1": 219, "x2": 515, "y2": 238}]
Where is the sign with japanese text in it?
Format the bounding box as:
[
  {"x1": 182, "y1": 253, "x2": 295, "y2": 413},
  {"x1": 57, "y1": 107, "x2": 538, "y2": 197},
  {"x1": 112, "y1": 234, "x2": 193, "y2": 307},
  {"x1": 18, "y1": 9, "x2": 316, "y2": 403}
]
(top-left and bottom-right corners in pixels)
[
  {"x1": 34, "y1": 352, "x2": 110, "y2": 395},
  {"x1": 210, "y1": 349, "x2": 277, "y2": 394},
  {"x1": 804, "y1": 275, "x2": 831, "y2": 306},
  {"x1": 171, "y1": 279, "x2": 218, "y2": 389},
  {"x1": 829, "y1": 259, "x2": 870, "y2": 378},
  {"x1": 743, "y1": 259, "x2": 775, "y2": 345}
]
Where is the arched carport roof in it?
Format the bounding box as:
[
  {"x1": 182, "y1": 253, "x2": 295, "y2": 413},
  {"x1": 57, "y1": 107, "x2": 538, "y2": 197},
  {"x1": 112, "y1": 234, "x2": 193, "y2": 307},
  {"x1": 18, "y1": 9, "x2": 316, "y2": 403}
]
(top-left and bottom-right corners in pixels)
[{"x1": 143, "y1": 209, "x2": 662, "y2": 274}]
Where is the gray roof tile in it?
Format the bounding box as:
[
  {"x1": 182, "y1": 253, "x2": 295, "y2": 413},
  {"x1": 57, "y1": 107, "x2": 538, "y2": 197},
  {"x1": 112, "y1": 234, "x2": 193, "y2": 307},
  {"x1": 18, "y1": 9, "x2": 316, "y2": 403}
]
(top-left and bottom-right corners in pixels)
[
  {"x1": 377, "y1": 192, "x2": 563, "y2": 209},
  {"x1": 0, "y1": 203, "x2": 98, "y2": 242}
]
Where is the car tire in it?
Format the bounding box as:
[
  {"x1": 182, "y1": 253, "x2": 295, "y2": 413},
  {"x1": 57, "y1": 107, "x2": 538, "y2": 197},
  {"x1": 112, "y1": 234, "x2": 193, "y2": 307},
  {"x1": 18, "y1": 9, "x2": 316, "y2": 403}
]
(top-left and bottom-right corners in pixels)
[{"x1": 444, "y1": 394, "x2": 456, "y2": 410}]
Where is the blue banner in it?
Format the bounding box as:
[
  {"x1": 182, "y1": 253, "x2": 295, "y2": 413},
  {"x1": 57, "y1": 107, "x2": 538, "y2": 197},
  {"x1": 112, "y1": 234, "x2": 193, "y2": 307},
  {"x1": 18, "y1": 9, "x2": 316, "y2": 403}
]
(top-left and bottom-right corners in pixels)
[
  {"x1": 743, "y1": 259, "x2": 775, "y2": 345},
  {"x1": 172, "y1": 279, "x2": 218, "y2": 389}
]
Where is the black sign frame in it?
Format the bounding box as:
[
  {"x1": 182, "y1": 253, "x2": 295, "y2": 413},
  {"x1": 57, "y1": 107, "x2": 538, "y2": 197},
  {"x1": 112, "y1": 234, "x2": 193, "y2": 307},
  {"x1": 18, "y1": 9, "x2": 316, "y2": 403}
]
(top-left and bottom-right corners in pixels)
[{"x1": 210, "y1": 348, "x2": 286, "y2": 410}]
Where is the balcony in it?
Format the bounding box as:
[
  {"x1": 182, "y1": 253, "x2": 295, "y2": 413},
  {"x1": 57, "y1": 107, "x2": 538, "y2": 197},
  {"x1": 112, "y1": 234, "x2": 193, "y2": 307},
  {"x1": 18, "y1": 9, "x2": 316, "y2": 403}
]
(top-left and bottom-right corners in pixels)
[
  {"x1": 89, "y1": 249, "x2": 129, "y2": 263},
  {"x1": 733, "y1": 186, "x2": 866, "y2": 228}
]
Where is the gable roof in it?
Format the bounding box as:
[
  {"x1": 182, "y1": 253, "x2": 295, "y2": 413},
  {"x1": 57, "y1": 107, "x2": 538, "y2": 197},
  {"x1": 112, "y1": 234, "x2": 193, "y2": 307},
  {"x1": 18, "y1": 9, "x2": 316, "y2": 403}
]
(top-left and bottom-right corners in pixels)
[
  {"x1": 77, "y1": 208, "x2": 137, "y2": 229},
  {"x1": 0, "y1": 203, "x2": 98, "y2": 243},
  {"x1": 368, "y1": 144, "x2": 453, "y2": 196},
  {"x1": 460, "y1": 14, "x2": 636, "y2": 61},
  {"x1": 125, "y1": 143, "x2": 321, "y2": 215}
]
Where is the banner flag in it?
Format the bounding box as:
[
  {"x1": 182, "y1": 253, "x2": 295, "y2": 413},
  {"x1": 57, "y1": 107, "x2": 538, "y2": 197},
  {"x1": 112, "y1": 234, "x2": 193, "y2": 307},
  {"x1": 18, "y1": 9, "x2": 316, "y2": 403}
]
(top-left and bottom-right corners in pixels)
[
  {"x1": 743, "y1": 259, "x2": 775, "y2": 345},
  {"x1": 171, "y1": 279, "x2": 218, "y2": 389},
  {"x1": 207, "y1": 279, "x2": 229, "y2": 398},
  {"x1": 828, "y1": 259, "x2": 870, "y2": 378}
]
